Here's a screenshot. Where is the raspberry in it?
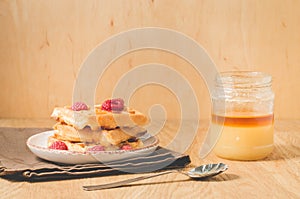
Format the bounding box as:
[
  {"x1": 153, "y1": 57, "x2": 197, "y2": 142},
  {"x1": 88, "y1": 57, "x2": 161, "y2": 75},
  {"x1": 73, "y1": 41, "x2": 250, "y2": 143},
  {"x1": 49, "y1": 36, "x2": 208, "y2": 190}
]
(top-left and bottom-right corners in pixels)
[
  {"x1": 101, "y1": 99, "x2": 111, "y2": 111},
  {"x1": 101, "y1": 98, "x2": 124, "y2": 112},
  {"x1": 71, "y1": 102, "x2": 88, "y2": 111},
  {"x1": 49, "y1": 141, "x2": 68, "y2": 150},
  {"x1": 87, "y1": 145, "x2": 105, "y2": 152},
  {"x1": 121, "y1": 144, "x2": 132, "y2": 150}
]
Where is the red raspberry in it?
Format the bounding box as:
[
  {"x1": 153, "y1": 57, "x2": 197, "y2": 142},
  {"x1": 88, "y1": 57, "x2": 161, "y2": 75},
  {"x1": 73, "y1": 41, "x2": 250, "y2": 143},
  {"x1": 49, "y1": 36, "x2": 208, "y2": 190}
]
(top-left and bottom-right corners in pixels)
[
  {"x1": 101, "y1": 98, "x2": 124, "y2": 112},
  {"x1": 87, "y1": 145, "x2": 105, "y2": 152},
  {"x1": 49, "y1": 141, "x2": 68, "y2": 150},
  {"x1": 71, "y1": 102, "x2": 88, "y2": 111},
  {"x1": 121, "y1": 144, "x2": 132, "y2": 150},
  {"x1": 101, "y1": 99, "x2": 111, "y2": 111}
]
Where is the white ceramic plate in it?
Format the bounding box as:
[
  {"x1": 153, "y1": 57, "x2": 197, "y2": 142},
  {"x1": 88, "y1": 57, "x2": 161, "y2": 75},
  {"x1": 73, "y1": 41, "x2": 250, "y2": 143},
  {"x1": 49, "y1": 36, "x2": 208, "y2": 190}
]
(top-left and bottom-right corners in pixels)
[{"x1": 26, "y1": 130, "x2": 159, "y2": 165}]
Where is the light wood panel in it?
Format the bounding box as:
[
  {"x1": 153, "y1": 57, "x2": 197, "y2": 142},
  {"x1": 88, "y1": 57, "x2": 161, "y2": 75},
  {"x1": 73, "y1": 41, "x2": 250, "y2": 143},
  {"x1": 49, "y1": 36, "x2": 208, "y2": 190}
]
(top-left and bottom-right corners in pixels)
[{"x1": 0, "y1": 0, "x2": 300, "y2": 119}]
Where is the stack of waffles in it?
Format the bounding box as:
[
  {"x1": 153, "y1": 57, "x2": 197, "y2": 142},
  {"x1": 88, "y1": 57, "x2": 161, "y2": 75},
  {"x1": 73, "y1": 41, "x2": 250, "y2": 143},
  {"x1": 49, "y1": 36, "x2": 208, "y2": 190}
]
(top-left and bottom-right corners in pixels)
[{"x1": 48, "y1": 99, "x2": 148, "y2": 152}]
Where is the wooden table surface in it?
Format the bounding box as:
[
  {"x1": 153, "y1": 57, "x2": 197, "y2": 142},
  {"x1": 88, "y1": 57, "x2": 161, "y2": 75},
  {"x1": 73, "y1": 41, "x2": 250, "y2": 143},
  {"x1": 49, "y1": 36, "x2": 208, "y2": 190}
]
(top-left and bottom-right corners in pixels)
[{"x1": 0, "y1": 119, "x2": 299, "y2": 199}]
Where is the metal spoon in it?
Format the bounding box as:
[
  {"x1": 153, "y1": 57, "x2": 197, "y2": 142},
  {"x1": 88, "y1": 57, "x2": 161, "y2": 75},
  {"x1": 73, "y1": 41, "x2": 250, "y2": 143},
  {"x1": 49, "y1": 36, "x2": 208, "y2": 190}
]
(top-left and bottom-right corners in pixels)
[{"x1": 83, "y1": 163, "x2": 228, "y2": 191}]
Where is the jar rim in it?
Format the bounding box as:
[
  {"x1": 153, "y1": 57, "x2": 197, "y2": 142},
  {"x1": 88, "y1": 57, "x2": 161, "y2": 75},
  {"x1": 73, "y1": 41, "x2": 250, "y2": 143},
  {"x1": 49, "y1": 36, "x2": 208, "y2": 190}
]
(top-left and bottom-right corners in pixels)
[{"x1": 216, "y1": 71, "x2": 272, "y2": 88}]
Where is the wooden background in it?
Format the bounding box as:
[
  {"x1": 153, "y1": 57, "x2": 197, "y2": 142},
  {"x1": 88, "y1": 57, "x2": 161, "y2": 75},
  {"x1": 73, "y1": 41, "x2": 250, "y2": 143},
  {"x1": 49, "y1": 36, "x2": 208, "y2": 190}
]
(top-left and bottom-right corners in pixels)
[{"x1": 1, "y1": 0, "x2": 300, "y2": 120}]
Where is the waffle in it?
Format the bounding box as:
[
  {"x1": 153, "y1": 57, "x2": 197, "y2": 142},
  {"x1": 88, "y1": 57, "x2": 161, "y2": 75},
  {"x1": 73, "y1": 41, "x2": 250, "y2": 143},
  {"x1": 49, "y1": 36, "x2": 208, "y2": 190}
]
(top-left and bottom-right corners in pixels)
[
  {"x1": 48, "y1": 130, "x2": 143, "y2": 152},
  {"x1": 51, "y1": 106, "x2": 98, "y2": 130},
  {"x1": 53, "y1": 123, "x2": 107, "y2": 144},
  {"x1": 48, "y1": 135, "x2": 86, "y2": 152},
  {"x1": 53, "y1": 123, "x2": 145, "y2": 146},
  {"x1": 95, "y1": 106, "x2": 148, "y2": 129}
]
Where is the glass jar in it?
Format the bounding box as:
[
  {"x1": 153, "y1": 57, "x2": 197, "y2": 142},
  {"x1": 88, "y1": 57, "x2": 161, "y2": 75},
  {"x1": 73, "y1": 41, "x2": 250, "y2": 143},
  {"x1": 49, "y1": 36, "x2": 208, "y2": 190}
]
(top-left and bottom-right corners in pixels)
[{"x1": 212, "y1": 71, "x2": 274, "y2": 160}]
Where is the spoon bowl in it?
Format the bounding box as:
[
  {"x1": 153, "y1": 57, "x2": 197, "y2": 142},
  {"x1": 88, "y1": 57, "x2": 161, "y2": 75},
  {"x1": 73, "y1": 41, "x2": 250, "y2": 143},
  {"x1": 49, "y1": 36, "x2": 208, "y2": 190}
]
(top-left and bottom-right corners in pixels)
[
  {"x1": 83, "y1": 163, "x2": 228, "y2": 191},
  {"x1": 187, "y1": 163, "x2": 228, "y2": 179}
]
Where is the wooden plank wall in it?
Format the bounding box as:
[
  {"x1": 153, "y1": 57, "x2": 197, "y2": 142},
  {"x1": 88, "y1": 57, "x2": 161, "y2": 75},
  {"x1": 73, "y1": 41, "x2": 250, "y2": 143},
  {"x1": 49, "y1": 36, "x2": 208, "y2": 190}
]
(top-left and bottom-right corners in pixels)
[{"x1": 0, "y1": 0, "x2": 299, "y2": 119}]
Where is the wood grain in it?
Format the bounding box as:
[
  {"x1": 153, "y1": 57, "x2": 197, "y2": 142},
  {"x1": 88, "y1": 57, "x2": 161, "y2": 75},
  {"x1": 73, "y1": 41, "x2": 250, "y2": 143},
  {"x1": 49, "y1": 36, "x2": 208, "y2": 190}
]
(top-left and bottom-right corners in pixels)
[
  {"x1": 0, "y1": 119, "x2": 299, "y2": 198},
  {"x1": 1, "y1": 0, "x2": 300, "y2": 119}
]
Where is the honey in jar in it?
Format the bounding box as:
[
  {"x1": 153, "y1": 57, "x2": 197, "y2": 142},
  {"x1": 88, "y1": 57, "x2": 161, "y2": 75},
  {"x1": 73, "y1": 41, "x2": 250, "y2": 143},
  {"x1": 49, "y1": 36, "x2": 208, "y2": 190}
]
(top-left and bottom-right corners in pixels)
[{"x1": 212, "y1": 71, "x2": 275, "y2": 160}]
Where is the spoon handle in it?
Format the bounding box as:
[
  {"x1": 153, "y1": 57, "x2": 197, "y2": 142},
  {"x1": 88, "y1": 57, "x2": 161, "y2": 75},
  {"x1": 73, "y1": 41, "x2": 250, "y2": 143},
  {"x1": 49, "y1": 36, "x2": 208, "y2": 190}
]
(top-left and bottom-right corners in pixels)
[{"x1": 83, "y1": 170, "x2": 175, "y2": 191}]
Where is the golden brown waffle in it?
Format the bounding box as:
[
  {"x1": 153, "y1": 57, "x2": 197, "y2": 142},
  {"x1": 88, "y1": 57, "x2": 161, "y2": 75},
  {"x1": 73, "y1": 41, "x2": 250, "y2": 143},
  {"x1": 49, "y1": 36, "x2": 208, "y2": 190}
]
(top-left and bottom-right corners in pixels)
[
  {"x1": 48, "y1": 132, "x2": 143, "y2": 152},
  {"x1": 95, "y1": 106, "x2": 148, "y2": 129},
  {"x1": 53, "y1": 123, "x2": 104, "y2": 143},
  {"x1": 48, "y1": 135, "x2": 86, "y2": 152}
]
